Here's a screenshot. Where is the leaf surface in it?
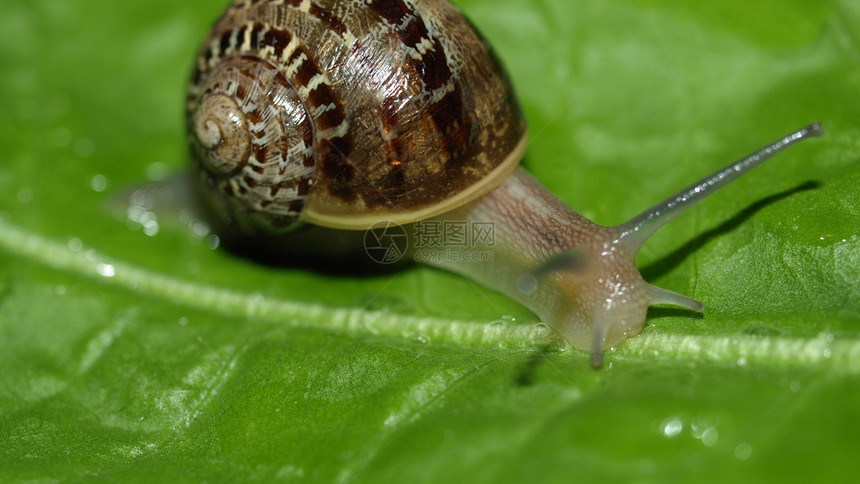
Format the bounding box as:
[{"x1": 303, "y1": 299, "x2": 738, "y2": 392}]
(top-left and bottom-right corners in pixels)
[{"x1": 0, "y1": 0, "x2": 858, "y2": 481}]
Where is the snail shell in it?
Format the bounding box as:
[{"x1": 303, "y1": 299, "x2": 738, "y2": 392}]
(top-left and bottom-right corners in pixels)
[{"x1": 187, "y1": 0, "x2": 527, "y2": 233}]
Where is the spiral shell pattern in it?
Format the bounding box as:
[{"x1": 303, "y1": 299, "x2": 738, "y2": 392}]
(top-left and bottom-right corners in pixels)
[{"x1": 188, "y1": 0, "x2": 527, "y2": 233}]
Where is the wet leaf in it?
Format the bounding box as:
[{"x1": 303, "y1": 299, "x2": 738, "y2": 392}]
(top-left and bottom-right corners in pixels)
[{"x1": 0, "y1": 0, "x2": 858, "y2": 481}]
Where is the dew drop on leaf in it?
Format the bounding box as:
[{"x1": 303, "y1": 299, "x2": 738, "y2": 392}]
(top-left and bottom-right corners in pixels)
[
  {"x1": 660, "y1": 416, "x2": 683, "y2": 438},
  {"x1": 735, "y1": 443, "x2": 753, "y2": 460}
]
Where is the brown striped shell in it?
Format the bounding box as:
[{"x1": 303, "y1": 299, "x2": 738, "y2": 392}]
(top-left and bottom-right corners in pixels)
[{"x1": 187, "y1": 0, "x2": 527, "y2": 233}]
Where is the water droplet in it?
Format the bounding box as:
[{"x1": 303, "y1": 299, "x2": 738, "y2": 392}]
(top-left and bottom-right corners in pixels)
[
  {"x1": 96, "y1": 263, "x2": 116, "y2": 278},
  {"x1": 660, "y1": 417, "x2": 683, "y2": 438},
  {"x1": 736, "y1": 357, "x2": 747, "y2": 367},
  {"x1": 90, "y1": 174, "x2": 108, "y2": 192},
  {"x1": 734, "y1": 443, "x2": 752, "y2": 460},
  {"x1": 125, "y1": 198, "x2": 161, "y2": 236},
  {"x1": 188, "y1": 219, "x2": 211, "y2": 242},
  {"x1": 143, "y1": 219, "x2": 159, "y2": 237},
  {"x1": 67, "y1": 238, "x2": 83, "y2": 252},
  {"x1": 701, "y1": 427, "x2": 719, "y2": 447},
  {"x1": 54, "y1": 285, "x2": 67, "y2": 296},
  {"x1": 178, "y1": 317, "x2": 189, "y2": 326},
  {"x1": 130, "y1": 189, "x2": 152, "y2": 208},
  {"x1": 789, "y1": 380, "x2": 801, "y2": 392}
]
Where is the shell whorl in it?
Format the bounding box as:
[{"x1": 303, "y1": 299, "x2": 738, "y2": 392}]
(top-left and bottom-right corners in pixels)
[
  {"x1": 192, "y1": 93, "x2": 251, "y2": 175},
  {"x1": 189, "y1": 30, "x2": 320, "y2": 232},
  {"x1": 187, "y1": 0, "x2": 527, "y2": 233}
]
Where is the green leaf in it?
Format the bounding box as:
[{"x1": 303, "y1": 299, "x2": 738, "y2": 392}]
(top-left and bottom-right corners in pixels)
[{"x1": 1, "y1": 0, "x2": 858, "y2": 481}]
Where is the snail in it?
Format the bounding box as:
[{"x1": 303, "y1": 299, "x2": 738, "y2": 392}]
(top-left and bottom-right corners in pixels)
[{"x1": 186, "y1": 0, "x2": 823, "y2": 367}]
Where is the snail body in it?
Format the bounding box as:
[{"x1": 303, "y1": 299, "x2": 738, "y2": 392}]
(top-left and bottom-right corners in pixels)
[{"x1": 188, "y1": 0, "x2": 822, "y2": 366}]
